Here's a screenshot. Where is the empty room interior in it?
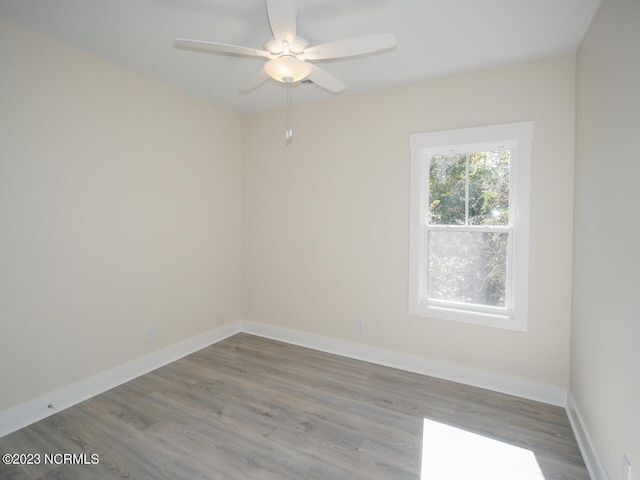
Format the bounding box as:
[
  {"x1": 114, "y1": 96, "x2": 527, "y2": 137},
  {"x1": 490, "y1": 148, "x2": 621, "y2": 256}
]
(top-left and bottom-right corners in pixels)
[{"x1": 0, "y1": 0, "x2": 638, "y2": 479}]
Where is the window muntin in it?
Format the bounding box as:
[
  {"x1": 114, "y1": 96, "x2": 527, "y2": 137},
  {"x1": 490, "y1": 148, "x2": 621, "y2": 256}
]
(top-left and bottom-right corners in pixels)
[{"x1": 409, "y1": 122, "x2": 532, "y2": 331}]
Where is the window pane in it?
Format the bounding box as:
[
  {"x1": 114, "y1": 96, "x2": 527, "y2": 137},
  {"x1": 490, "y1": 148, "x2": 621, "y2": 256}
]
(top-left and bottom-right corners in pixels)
[
  {"x1": 427, "y1": 230, "x2": 508, "y2": 307},
  {"x1": 428, "y1": 154, "x2": 466, "y2": 225},
  {"x1": 468, "y1": 151, "x2": 510, "y2": 226}
]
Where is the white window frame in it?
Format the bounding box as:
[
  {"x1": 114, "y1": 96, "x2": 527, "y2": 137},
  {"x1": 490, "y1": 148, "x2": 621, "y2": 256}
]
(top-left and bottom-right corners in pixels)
[{"x1": 409, "y1": 122, "x2": 533, "y2": 331}]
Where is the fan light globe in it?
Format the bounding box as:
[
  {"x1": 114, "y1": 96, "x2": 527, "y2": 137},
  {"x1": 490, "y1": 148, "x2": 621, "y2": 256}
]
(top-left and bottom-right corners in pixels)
[{"x1": 264, "y1": 56, "x2": 311, "y2": 83}]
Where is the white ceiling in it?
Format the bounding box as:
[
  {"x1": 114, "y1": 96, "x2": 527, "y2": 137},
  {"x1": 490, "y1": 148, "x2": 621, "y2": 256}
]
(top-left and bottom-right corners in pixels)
[{"x1": 0, "y1": 0, "x2": 600, "y2": 113}]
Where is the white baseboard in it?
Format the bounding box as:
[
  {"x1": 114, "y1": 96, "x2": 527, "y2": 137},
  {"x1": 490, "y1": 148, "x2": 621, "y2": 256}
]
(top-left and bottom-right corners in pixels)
[
  {"x1": 0, "y1": 321, "x2": 242, "y2": 438},
  {"x1": 240, "y1": 320, "x2": 568, "y2": 407},
  {"x1": 566, "y1": 392, "x2": 610, "y2": 480},
  {"x1": 1, "y1": 319, "x2": 569, "y2": 439}
]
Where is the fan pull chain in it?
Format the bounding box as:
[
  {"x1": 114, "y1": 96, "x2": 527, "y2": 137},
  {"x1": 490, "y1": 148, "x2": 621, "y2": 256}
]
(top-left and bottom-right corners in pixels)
[{"x1": 285, "y1": 86, "x2": 293, "y2": 145}]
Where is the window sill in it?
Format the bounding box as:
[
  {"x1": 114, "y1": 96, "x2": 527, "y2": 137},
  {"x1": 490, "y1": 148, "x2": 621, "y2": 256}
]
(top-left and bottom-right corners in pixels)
[{"x1": 409, "y1": 302, "x2": 527, "y2": 332}]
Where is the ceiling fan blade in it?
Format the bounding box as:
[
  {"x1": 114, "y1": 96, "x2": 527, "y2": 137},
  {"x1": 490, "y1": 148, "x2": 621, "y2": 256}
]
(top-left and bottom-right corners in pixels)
[
  {"x1": 303, "y1": 33, "x2": 397, "y2": 60},
  {"x1": 239, "y1": 70, "x2": 270, "y2": 93},
  {"x1": 307, "y1": 64, "x2": 346, "y2": 93},
  {"x1": 266, "y1": 0, "x2": 297, "y2": 49},
  {"x1": 174, "y1": 39, "x2": 273, "y2": 58}
]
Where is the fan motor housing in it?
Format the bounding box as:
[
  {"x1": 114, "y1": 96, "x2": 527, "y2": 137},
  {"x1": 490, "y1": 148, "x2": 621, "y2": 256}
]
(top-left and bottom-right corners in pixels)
[{"x1": 264, "y1": 37, "x2": 309, "y2": 55}]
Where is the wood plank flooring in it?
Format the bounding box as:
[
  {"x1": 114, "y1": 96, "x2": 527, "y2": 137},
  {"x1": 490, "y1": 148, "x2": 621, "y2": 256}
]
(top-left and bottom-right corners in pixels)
[{"x1": 0, "y1": 333, "x2": 589, "y2": 479}]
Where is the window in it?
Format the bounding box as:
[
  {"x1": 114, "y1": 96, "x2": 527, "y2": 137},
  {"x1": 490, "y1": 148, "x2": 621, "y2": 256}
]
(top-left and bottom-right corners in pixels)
[{"x1": 409, "y1": 122, "x2": 533, "y2": 330}]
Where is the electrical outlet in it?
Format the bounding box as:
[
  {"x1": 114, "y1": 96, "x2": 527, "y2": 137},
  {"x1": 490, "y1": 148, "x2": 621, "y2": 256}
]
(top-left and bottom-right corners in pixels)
[
  {"x1": 217, "y1": 304, "x2": 225, "y2": 317},
  {"x1": 623, "y1": 454, "x2": 632, "y2": 480},
  {"x1": 145, "y1": 327, "x2": 154, "y2": 342},
  {"x1": 356, "y1": 319, "x2": 365, "y2": 332}
]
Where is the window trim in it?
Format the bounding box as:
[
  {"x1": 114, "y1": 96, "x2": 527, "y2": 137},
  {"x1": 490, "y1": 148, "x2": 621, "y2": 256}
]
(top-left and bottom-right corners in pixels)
[{"x1": 409, "y1": 122, "x2": 533, "y2": 331}]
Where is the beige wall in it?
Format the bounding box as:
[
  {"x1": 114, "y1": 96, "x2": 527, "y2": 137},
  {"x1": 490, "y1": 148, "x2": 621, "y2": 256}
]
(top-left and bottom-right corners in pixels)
[
  {"x1": 243, "y1": 55, "x2": 576, "y2": 389},
  {"x1": 0, "y1": 19, "x2": 244, "y2": 411},
  {"x1": 573, "y1": 0, "x2": 640, "y2": 476}
]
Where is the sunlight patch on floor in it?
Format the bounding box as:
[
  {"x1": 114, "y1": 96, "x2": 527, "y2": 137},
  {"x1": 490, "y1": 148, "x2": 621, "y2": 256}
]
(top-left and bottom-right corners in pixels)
[{"x1": 421, "y1": 418, "x2": 544, "y2": 479}]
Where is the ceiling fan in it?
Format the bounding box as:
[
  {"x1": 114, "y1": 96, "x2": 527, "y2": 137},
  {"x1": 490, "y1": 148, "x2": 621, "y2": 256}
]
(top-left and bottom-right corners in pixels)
[{"x1": 174, "y1": 0, "x2": 397, "y2": 94}]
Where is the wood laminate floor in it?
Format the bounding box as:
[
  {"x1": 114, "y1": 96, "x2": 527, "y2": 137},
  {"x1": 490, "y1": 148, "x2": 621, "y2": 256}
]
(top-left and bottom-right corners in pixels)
[{"x1": 0, "y1": 333, "x2": 589, "y2": 479}]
